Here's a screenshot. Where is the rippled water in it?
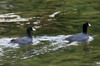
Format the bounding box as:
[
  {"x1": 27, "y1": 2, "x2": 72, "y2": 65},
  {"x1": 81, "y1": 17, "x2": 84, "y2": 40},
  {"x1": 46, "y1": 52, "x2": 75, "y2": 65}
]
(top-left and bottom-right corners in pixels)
[{"x1": 0, "y1": 35, "x2": 94, "y2": 56}]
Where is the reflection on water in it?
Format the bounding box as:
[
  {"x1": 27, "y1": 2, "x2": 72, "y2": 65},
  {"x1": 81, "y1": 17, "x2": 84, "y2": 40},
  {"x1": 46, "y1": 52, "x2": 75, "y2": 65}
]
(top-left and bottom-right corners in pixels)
[{"x1": 0, "y1": 35, "x2": 94, "y2": 57}]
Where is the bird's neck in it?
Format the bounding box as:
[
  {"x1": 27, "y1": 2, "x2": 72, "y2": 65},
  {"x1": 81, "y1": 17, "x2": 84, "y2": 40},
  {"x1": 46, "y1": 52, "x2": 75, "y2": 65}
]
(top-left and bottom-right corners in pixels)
[
  {"x1": 27, "y1": 31, "x2": 32, "y2": 38},
  {"x1": 82, "y1": 25, "x2": 88, "y2": 34}
]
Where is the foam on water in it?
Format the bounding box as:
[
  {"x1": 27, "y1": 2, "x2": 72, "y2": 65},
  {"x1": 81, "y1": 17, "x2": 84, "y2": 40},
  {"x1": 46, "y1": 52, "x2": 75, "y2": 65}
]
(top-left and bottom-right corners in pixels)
[
  {"x1": 0, "y1": 48, "x2": 3, "y2": 56},
  {"x1": 0, "y1": 35, "x2": 94, "y2": 56},
  {"x1": 0, "y1": 38, "x2": 19, "y2": 48}
]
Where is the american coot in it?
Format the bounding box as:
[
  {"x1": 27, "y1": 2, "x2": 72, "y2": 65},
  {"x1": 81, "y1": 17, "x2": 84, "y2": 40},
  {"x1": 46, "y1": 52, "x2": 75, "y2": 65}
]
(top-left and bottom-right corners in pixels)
[
  {"x1": 10, "y1": 27, "x2": 36, "y2": 45},
  {"x1": 65, "y1": 22, "x2": 91, "y2": 42}
]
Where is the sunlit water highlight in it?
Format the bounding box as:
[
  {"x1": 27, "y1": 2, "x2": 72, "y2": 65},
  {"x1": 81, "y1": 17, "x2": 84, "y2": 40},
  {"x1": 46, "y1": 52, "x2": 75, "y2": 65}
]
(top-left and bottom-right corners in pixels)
[
  {"x1": 0, "y1": 35, "x2": 94, "y2": 57},
  {"x1": 0, "y1": 13, "x2": 31, "y2": 22}
]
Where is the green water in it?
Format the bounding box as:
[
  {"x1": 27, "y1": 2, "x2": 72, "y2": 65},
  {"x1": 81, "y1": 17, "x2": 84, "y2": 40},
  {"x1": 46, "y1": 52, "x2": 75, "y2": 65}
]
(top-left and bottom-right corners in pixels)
[{"x1": 0, "y1": 0, "x2": 100, "y2": 66}]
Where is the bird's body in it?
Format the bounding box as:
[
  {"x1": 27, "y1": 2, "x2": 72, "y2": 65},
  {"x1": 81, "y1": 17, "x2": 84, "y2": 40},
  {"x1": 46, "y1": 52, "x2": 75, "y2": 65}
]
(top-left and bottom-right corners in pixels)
[
  {"x1": 65, "y1": 22, "x2": 91, "y2": 43},
  {"x1": 65, "y1": 33, "x2": 89, "y2": 42},
  {"x1": 10, "y1": 27, "x2": 36, "y2": 45},
  {"x1": 11, "y1": 37, "x2": 32, "y2": 45}
]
